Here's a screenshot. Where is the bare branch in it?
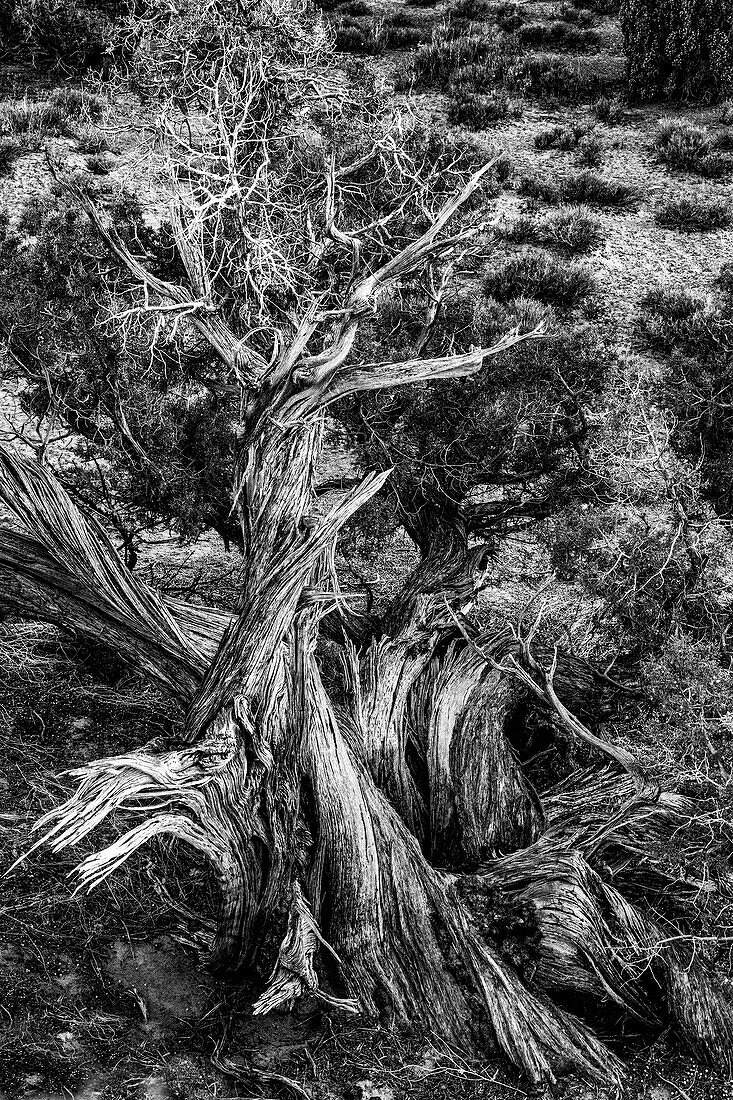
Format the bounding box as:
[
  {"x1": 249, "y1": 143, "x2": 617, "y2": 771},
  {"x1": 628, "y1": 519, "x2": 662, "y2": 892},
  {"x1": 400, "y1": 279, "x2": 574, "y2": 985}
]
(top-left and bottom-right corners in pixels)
[{"x1": 321, "y1": 325, "x2": 545, "y2": 404}]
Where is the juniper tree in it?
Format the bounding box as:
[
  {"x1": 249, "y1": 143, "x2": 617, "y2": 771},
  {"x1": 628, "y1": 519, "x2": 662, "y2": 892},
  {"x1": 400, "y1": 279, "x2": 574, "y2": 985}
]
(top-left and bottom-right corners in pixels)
[{"x1": 1, "y1": 0, "x2": 732, "y2": 1085}]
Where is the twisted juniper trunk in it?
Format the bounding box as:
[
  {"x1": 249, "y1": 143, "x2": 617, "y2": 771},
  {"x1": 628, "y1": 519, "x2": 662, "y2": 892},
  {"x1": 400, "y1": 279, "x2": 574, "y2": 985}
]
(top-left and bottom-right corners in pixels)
[{"x1": 3, "y1": 436, "x2": 733, "y2": 1081}]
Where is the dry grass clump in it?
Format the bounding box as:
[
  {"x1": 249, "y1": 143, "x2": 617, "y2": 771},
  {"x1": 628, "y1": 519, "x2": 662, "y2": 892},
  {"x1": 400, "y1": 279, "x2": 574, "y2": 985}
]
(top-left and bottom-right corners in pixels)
[
  {"x1": 74, "y1": 123, "x2": 112, "y2": 154},
  {"x1": 448, "y1": 88, "x2": 520, "y2": 129},
  {"x1": 518, "y1": 19, "x2": 602, "y2": 51},
  {"x1": 0, "y1": 98, "x2": 71, "y2": 144},
  {"x1": 511, "y1": 53, "x2": 614, "y2": 102},
  {"x1": 592, "y1": 93, "x2": 625, "y2": 124},
  {"x1": 482, "y1": 248, "x2": 597, "y2": 308},
  {"x1": 48, "y1": 86, "x2": 104, "y2": 121},
  {"x1": 655, "y1": 194, "x2": 731, "y2": 232},
  {"x1": 518, "y1": 168, "x2": 638, "y2": 207},
  {"x1": 503, "y1": 205, "x2": 605, "y2": 253},
  {"x1": 534, "y1": 121, "x2": 590, "y2": 150},
  {"x1": 654, "y1": 118, "x2": 730, "y2": 178}
]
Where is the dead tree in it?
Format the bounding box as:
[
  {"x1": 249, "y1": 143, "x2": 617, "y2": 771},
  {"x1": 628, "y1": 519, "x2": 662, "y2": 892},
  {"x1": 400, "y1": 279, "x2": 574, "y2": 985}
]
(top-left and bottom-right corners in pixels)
[{"x1": 1, "y1": 0, "x2": 731, "y2": 1084}]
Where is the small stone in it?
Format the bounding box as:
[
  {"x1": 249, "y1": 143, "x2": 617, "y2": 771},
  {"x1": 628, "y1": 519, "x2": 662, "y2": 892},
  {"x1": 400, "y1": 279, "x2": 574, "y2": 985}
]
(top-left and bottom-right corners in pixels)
[
  {"x1": 346, "y1": 1082, "x2": 395, "y2": 1100},
  {"x1": 142, "y1": 1076, "x2": 169, "y2": 1100}
]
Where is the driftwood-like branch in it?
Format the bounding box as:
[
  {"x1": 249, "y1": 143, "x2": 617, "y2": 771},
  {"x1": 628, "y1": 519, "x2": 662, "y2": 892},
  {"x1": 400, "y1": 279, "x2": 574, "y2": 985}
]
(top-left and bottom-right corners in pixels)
[{"x1": 321, "y1": 326, "x2": 544, "y2": 405}]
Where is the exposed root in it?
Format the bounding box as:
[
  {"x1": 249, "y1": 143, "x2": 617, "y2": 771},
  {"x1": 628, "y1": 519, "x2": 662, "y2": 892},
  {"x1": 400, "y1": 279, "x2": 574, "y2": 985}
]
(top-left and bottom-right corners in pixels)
[
  {"x1": 301, "y1": 651, "x2": 620, "y2": 1085},
  {"x1": 253, "y1": 882, "x2": 359, "y2": 1015},
  {"x1": 480, "y1": 811, "x2": 733, "y2": 1070}
]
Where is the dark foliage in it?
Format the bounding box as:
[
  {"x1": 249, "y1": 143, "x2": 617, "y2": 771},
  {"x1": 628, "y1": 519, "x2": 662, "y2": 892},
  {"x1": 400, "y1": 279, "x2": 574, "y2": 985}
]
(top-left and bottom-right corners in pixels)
[
  {"x1": 592, "y1": 93, "x2": 626, "y2": 124},
  {"x1": 0, "y1": 195, "x2": 240, "y2": 551},
  {"x1": 0, "y1": 136, "x2": 20, "y2": 176},
  {"x1": 511, "y1": 54, "x2": 616, "y2": 102},
  {"x1": 621, "y1": 0, "x2": 733, "y2": 103},
  {"x1": 0, "y1": 0, "x2": 122, "y2": 70}
]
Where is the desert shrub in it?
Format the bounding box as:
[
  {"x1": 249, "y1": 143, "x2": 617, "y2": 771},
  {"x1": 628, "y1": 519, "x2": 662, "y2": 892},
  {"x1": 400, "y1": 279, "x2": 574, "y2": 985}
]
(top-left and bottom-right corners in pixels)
[
  {"x1": 0, "y1": 99, "x2": 71, "y2": 142},
  {"x1": 555, "y1": 2, "x2": 596, "y2": 25},
  {"x1": 655, "y1": 194, "x2": 731, "y2": 232},
  {"x1": 721, "y1": 102, "x2": 733, "y2": 124},
  {"x1": 483, "y1": 249, "x2": 597, "y2": 307},
  {"x1": 518, "y1": 168, "x2": 638, "y2": 206},
  {"x1": 503, "y1": 205, "x2": 604, "y2": 252},
  {"x1": 448, "y1": 89, "x2": 514, "y2": 128},
  {"x1": 395, "y1": 29, "x2": 513, "y2": 90},
  {"x1": 74, "y1": 123, "x2": 110, "y2": 153},
  {"x1": 534, "y1": 122, "x2": 589, "y2": 150},
  {"x1": 654, "y1": 118, "x2": 730, "y2": 176},
  {"x1": 638, "y1": 284, "x2": 722, "y2": 357},
  {"x1": 385, "y1": 24, "x2": 425, "y2": 48},
  {"x1": 0, "y1": 0, "x2": 118, "y2": 70},
  {"x1": 541, "y1": 205, "x2": 604, "y2": 251},
  {"x1": 572, "y1": 0, "x2": 618, "y2": 11},
  {"x1": 48, "y1": 86, "x2": 104, "y2": 119},
  {"x1": 0, "y1": 137, "x2": 21, "y2": 175},
  {"x1": 510, "y1": 53, "x2": 611, "y2": 102},
  {"x1": 592, "y1": 93, "x2": 625, "y2": 124},
  {"x1": 518, "y1": 20, "x2": 602, "y2": 51},
  {"x1": 335, "y1": 19, "x2": 386, "y2": 53},
  {"x1": 449, "y1": 0, "x2": 491, "y2": 23},
  {"x1": 496, "y1": 2, "x2": 525, "y2": 32},
  {"x1": 621, "y1": 0, "x2": 733, "y2": 103},
  {"x1": 576, "y1": 133, "x2": 604, "y2": 166}
]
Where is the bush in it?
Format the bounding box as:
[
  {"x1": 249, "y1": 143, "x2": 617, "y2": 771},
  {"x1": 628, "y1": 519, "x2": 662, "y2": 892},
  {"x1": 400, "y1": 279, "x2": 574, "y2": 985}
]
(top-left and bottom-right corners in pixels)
[
  {"x1": 717, "y1": 262, "x2": 733, "y2": 297},
  {"x1": 339, "y1": 0, "x2": 371, "y2": 12},
  {"x1": 85, "y1": 151, "x2": 114, "y2": 174},
  {"x1": 518, "y1": 20, "x2": 602, "y2": 52},
  {"x1": 518, "y1": 169, "x2": 638, "y2": 207},
  {"x1": 483, "y1": 249, "x2": 597, "y2": 308},
  {"x1": 638, "y1": 284, "x2": 720, "y2": 357},
  {"x1": 510, "y1": 53, "x2": 613, "y2": 102},
  {"x1": 48, "y1": 86, "x2": 103, "y2": 120},
  {"x1": 621, "y1": 0, "x2": 733, "y2": 103},
  {"x1": 576, "y1": 133, "x2": 604, "y2": 166},
  {"x1": 554, "y1": 2, "x2": 596, "y2": 25},
  {"x1": 572, "y1": 0, "x2": 618, "y2": 11},
  {"x1": 448, "y1": 89, "x2": 514, "y2": 128},
  {"x1": 335, "y1": 19, "x2": 385, "y2": 54},
  {"x1": 449, "y1": 0, "x2": 491, "y2": 23},
  {"x1": 74, "y1": 123, "x2": 111, "y2": 154},
  {"x1": 592, "y1": 94, "x2": 625, "y2": 124},
  {"x1": 534, "y1": 122, "x2": 589, "y2": 150},
  {"x1": 654, "y1": 118, "x2": 730, "y2": 177},
  {"x1": 0, "y1": 99, "x2": 71, "y2": 142},
  {"x1": 395, "y1": 29, "x2": 513, "y2": 90},
  {"x1": 655, "y1": 194, "x2": 731, "y2": 232},
  {"x1": 503, "y1": 205, "x2": 604, "y2": 252},
  {"x1": 541, "y1": 205, "x2": 604, "y2": 251}
]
